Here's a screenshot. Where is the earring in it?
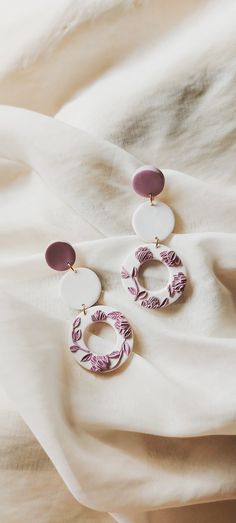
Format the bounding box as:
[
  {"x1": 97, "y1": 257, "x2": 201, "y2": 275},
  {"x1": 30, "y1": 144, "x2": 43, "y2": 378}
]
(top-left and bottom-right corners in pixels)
[
  {"x1": 121, "y1": 166, "x2": 187, "y2": 309},
  {"x1": 45, "y1": 241, "x2": 134, "y2": 373}
]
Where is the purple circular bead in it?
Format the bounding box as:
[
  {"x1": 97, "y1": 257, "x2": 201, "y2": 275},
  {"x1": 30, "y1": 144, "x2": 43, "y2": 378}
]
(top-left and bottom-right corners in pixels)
[
  {"x1": 132, "y1": 165, "x2": 165, "y2": 197},
  {"x1": 45, "y1": 241, "x2": 76, "y2": 271}
]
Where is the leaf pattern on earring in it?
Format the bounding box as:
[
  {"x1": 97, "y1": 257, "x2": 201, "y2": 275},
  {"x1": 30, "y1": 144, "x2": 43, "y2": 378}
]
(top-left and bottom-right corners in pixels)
[
  {"x1": 70, "y1": 308, "x2": 133, "y2": 373},
  {"x1": 160, "y1": 250, "x2": 182, "y2": 267},
  {"x1": 135, "y1": 247, "x2": 153, "y2": 263},
  {"x1": 121, "y1": 267, "x2": 130, "y2": 279},
  {"x1": 121, "y1": 245, "x2": 187, "y2": 310},
  {"x1": 91, "y1": 310, "x2": 107, "y2": 322},
  {"x1": 171, "y1": 272, "x2": 187, "y2": 293}
]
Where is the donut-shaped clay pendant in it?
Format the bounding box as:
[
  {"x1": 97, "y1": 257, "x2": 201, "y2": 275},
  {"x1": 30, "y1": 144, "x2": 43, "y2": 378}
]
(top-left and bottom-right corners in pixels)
[
  {"x1": 121, "y1": 244, "x2": 187, "y2": 309},
  {"x1": 69, "y1": 306, "x2": 134, "y2": 373}
]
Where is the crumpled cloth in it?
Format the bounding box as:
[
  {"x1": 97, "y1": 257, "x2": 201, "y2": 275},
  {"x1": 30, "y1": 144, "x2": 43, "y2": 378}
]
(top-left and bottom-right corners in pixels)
[{"x1": 0, "y1": 1, "x2": 236, "y2": 522}]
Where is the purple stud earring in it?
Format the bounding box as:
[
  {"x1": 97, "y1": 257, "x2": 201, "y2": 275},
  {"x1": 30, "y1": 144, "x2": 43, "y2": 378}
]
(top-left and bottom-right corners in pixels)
[
  {"x1": 45, "y1": 241, "x2": 134, "y2": 373},
  {"x1": 121, "y1": 166, "x2": 187, "y2": 309}
]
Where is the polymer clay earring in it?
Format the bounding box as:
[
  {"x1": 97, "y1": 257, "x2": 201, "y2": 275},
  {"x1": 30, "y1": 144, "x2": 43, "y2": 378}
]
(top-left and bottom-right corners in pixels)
[
  {"x1": 45, "y1": 241, "x2": 133, "y2": 373},
  {"x1": 121, "y1": 166, "x2": 187, "y2": 309}
]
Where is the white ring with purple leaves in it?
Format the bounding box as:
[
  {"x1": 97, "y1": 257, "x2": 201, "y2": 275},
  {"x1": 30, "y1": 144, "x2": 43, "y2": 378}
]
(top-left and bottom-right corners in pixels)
[
  {"x1": 121, "y1": 244, "x2": 187, "y2": 309},
  {"x1": 69, "y1": 305, "x2": 134, "y2": 373}
]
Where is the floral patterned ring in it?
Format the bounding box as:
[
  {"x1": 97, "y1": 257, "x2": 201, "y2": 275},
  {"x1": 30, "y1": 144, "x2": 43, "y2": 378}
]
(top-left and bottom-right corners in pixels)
[
  {"x1": 69, "y1": 306, "x2": 134, "y2": 373},
  {"x1": 121, "y1": 244, "x2": 187, "y2": 309}
]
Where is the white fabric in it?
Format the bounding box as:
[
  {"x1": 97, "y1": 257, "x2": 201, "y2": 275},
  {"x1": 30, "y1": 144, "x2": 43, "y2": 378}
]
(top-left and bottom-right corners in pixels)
[{"x1": 0, "y1": 0, "x2": 236, "y2": 521}]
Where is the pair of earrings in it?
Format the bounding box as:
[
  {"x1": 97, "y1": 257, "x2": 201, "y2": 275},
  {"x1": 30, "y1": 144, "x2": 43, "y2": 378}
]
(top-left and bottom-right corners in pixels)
[{"x1": 45, "y1": 166, "x2": 187, "y2": 374}]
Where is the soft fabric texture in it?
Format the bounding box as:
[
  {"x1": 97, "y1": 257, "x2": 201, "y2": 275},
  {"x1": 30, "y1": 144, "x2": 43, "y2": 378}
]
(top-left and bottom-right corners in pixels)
[{"x1": 0, "y1": 0, "x2": 236, "y2": 521}]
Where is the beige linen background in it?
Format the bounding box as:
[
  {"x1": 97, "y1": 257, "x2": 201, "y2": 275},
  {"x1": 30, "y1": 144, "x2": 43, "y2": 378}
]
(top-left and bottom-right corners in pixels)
[{"x1": 0, "y1": 1, "x2": 236, "y2": 522}]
